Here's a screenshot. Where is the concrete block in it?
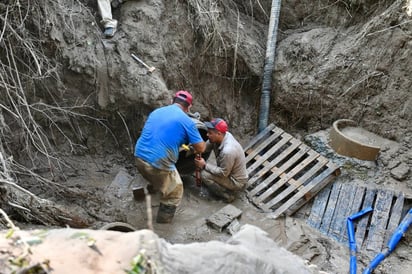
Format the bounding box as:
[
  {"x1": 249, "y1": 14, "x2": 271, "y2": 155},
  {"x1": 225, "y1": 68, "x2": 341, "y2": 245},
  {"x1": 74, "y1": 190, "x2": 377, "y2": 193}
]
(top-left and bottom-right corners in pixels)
[{"x1": 206, "y1": 204, "x2": 242, "y2": 232}]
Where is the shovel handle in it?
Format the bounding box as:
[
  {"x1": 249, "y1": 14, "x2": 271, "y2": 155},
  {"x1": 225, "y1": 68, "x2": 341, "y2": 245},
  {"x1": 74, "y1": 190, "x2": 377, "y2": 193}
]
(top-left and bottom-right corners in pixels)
[
  {"x1": 131, "y1": 53, "x2": 156, "y2": 72},
  {"x1": 195, "y1": 154, "x2": 202, "y2": 187}
]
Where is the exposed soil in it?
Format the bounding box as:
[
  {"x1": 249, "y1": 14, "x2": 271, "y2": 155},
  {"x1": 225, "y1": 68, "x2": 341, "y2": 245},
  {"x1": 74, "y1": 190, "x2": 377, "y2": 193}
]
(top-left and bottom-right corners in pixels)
[{"x1": 1, "y1": 0, "x2": 411, "y2": 273}]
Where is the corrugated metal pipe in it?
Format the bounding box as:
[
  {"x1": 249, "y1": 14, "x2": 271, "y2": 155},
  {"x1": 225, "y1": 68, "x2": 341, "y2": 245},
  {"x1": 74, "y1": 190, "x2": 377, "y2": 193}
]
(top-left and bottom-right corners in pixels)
[{"x1": 258, "y1": 0, "x2": 282, "y2": 132}]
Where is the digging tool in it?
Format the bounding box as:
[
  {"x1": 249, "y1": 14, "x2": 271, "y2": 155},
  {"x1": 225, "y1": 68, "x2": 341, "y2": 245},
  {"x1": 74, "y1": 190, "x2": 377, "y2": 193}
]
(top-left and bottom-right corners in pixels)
[
  {"x1": 195, "y1": 154, "x2": 202, "y2": 187},
  {"x1": 131, "y1": 53, "x2": 156, "y2": 73}
]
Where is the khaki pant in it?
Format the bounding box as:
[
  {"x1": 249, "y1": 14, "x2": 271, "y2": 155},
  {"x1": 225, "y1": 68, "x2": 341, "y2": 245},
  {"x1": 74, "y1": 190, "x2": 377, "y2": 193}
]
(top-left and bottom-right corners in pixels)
[
  {"x1": 135, "y1": 157, "x2": 183, "y2": 207},
  {"x1": 201, "y1": 170, "x2": 246, "y2": 200},
  {"x1": 97, "y1": 0, "x2": 118, "y2": 28}
]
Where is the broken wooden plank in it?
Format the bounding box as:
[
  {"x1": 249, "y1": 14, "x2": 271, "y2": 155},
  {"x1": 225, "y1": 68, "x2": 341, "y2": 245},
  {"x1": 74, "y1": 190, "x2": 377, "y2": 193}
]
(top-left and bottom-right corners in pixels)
[
  {"x1": 306, "y1": 184, "x2": 333, "y2": 229},
  {"x1": 206, "y1": 204, "x2": 242, "y2": 232},
  {"x1": 383, "y1": 192, "x2": 404, "y2": 246},
  {"x1": 355, "y1": 188, "x2": 376, "y2": 249},
  {"x1": 365, "y1": 190, "x2": 393, "y2": 252}
]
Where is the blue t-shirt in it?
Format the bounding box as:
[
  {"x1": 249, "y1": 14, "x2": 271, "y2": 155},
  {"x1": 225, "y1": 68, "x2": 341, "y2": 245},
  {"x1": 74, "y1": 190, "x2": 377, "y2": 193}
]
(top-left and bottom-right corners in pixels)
[{"x1": 135, "y1": 104, "x2": 203, "y2": 170}]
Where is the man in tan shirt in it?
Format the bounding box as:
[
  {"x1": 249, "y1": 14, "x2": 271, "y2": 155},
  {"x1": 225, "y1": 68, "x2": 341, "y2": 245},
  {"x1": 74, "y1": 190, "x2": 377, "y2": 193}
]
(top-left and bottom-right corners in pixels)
[{"x1": 194, "y1": 118, "x2": 248, "y2": 202}]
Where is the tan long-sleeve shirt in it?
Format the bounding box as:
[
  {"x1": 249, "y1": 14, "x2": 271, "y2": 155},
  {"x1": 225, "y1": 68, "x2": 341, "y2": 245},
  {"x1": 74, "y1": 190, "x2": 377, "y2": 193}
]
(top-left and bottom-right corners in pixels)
[{"x1": 204, "y1": 132, "x2": 248, "y2": 183}]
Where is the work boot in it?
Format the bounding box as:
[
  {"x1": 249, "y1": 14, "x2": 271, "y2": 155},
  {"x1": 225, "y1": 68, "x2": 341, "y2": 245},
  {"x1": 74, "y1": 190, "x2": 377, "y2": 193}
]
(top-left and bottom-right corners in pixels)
[
  {"x1": 156, "y1": 203, "x2": 177, "y2": 223},
  {"x1": 103, "y1": 27, "x2": 116, "y2": 38}
]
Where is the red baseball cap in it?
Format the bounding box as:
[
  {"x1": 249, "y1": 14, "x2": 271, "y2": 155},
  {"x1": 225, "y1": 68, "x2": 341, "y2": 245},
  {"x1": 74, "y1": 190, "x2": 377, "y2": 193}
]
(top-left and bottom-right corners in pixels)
[
  {"x1": 174, "y1": 90, "x2": 193, "y2": 105},
  {"x1": 205, "y1": 118, "x2": 228, "y2": 133}
]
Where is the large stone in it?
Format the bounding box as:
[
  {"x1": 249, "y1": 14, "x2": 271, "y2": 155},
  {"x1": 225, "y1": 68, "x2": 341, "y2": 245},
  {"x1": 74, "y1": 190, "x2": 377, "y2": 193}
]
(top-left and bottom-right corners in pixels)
[
  {"x1": 206, "y1": 204, "x2": 243, "y2": 232},
  {"x1": 107, "y1": 169, "x2": 134, "y2": 198}
]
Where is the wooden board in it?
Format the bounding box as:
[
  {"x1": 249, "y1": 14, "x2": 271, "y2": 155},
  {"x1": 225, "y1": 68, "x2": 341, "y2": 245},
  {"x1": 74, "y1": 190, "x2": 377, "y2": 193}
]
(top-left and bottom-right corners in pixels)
[
  {"x1": 328, "y1": 183, "x2": 355, "y2": 241},
  {"x1": 319, "y1": 182, "x2": 342, "y2": 234},
  {"x1": 244, "y1": 124, "x2": 340, "y2": 217},
  {"x1": 307, "y1": 184, "x2": 405, "y2": 253},
  {"x1": 384, "y1": 192, "x2": 404, "y2": 244},
  {"x1": 354, "y1": 188, "x2": 376, "y2": 249},
  {"x1": 339, "y1": 185, "x2": 365, "y2": 242},
  {"x1": 365, "y1": 190, "x2": 394, "y2": 252},
  {"x1": 306, "y1": 184, "x2": 332, "y2": 229}
]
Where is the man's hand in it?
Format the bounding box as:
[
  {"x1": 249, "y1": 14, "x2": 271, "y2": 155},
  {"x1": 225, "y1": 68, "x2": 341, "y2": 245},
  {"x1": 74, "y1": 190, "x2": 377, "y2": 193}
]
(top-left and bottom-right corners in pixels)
[
  {"x1": 180, "y1": 144, "x2": 197, "y2": 157},
  {"x1": 194, "y1": 156, "x2": 206, "y2": 170}
]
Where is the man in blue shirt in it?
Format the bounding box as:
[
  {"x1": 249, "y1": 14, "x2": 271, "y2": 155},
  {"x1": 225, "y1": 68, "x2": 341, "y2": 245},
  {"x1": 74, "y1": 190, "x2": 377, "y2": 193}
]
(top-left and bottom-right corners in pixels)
[{"x1": 135, "y1": 90, "x2": 206, "y2": 223}]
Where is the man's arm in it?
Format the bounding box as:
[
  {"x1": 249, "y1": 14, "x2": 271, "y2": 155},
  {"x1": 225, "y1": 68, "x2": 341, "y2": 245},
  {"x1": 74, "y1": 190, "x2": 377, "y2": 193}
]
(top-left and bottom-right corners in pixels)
[
  {"x1": 205, "y1": 151, "x2": 234, "y2": 177},
  {"x1": 192, "y1": 141, "x2": 206, "y2": 154}
]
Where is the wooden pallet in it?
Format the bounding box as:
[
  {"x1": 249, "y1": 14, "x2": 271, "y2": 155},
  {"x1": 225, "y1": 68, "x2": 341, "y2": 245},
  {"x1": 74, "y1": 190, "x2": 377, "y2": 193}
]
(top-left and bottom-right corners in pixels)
[
  {"x1": 244, "y1": 124, "x2": 340, "y2": 218},
  {"x1": 307, "y1": 183, "x2": 405, "y2": 252}
]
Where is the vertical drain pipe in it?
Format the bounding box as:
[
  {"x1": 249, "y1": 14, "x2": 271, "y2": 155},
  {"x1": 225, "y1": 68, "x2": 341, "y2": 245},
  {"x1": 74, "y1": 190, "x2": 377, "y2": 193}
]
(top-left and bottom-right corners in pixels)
[{"x1": 258, "y1": 0, "x2": 282, "y2": 132}]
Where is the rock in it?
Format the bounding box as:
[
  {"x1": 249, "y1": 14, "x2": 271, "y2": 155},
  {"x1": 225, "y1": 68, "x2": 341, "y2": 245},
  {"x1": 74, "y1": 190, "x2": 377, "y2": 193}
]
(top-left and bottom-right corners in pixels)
[
  {"x1": 390, "y1": 162, "x2": 410, "y2": 181},
  {"x1": 227, "y1": 219, "x2": 241, "y2": 235},
  {"x1": 106, "y1": 169, "x2": 134, "y2": 198},
  {"x1": 206, "y1": 204, "x2": 242, "y2": 232}
]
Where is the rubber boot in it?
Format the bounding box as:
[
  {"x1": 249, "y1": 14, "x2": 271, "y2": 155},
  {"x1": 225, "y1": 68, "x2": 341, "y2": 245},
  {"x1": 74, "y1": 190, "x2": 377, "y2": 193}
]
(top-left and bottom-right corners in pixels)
[{"x1": 156, "y1": 203, "x2": 177, "y2": 223}]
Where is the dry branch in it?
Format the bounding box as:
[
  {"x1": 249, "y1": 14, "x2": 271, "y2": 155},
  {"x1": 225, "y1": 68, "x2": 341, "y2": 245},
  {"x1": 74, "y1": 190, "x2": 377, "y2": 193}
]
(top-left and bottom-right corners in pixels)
[
  {"x1": 0, "y1": 0, "x2": 111, "y2": 228},
  {"x1": 1, "y1": 184, "x2": 91, "y2": 229}
]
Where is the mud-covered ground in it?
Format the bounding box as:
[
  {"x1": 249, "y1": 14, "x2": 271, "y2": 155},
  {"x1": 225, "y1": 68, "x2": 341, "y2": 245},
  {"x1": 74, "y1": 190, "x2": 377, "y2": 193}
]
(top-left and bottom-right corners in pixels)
[
  {"x1": 53, "y1": 126, "x2": 409, "y2": 274},
  {"x1": 11, "y1": 123, "x2": 407, "y2": 273}
]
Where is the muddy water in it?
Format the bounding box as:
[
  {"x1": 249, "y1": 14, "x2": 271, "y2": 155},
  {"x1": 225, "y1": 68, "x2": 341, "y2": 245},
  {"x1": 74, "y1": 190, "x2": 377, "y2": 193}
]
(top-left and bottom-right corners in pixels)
[
  {"x1": 340, "y1": 126, "x2": 396, "y2": 147},
  {"x1": 103, "y1": 167, "x2": 293, "y2": 245},
  {"x1": 118, "y1": 174, "x2": 276, "y2": 244},
  {"x1": 104, "y1": 172, "x2": 355, "y2": 272}
]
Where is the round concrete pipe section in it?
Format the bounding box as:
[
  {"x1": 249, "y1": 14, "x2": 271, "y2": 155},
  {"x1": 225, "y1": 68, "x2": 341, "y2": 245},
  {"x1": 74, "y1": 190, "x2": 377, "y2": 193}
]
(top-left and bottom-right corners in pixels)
[
  {"x1": 100, "y1": 222, "x2": 137, "y2": 232},
  {"x1": 329, "y1": 119, "x2": 380, "y2": 161},
  {"x1": 175, "y1": 118, "x2": 211, "y2": 175}
]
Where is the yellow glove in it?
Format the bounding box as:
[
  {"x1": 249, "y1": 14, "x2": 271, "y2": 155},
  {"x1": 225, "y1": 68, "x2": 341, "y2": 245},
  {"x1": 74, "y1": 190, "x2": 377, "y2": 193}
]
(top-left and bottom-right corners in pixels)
[{"x1": 181, "y1": 144, "x2": 190, "y2": 151}]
